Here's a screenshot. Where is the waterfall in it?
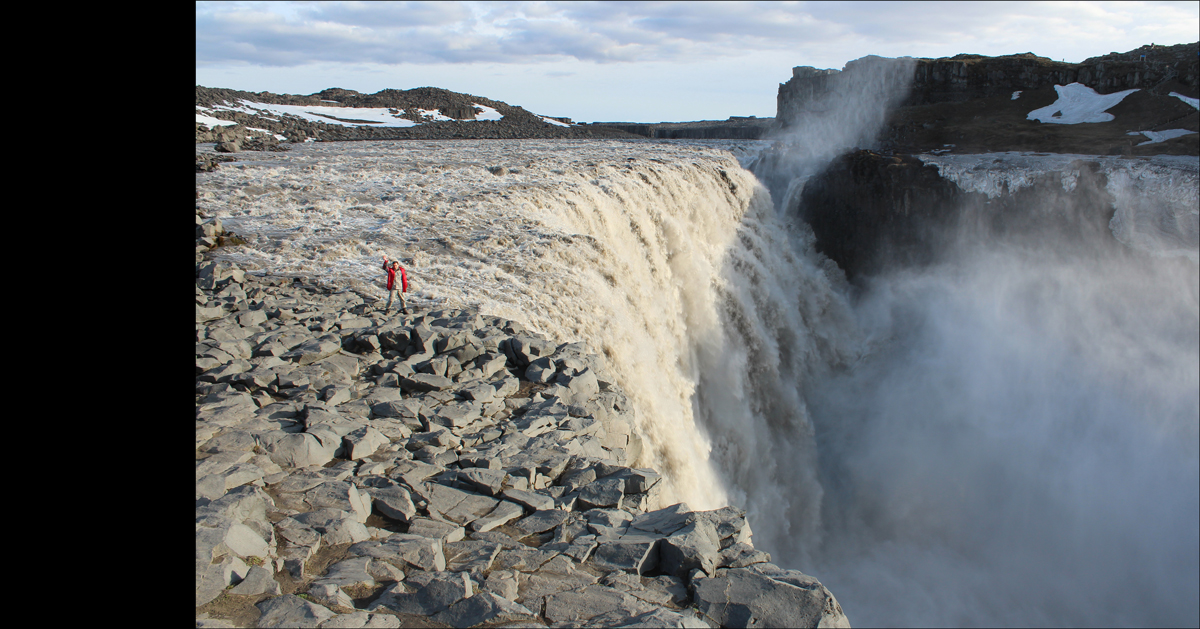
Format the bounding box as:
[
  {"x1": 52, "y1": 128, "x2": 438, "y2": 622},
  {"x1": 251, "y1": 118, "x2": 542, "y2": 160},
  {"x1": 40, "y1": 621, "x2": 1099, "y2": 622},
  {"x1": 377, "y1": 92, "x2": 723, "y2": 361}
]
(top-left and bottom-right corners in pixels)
[{"x1": 199, "y1": 140, "x2": 855, "y2": 539}]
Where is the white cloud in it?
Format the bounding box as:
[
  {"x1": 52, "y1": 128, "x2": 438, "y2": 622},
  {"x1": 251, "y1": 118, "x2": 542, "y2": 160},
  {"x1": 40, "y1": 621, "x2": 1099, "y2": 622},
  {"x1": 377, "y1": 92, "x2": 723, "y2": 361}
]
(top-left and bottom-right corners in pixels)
[
  {"x1": 195, "y1": 1, "x2": 1199, "y2": 121},
  {"x1": 198, "y1": 1, "x2": 1199, "y2": 69}
]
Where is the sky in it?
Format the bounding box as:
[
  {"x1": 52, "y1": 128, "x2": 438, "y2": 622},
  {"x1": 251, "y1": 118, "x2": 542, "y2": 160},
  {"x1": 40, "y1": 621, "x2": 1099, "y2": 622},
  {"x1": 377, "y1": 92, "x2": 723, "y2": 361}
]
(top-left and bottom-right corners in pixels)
[{"x1": 196, "y1": 1, "x2": 1200, "y2": 123}]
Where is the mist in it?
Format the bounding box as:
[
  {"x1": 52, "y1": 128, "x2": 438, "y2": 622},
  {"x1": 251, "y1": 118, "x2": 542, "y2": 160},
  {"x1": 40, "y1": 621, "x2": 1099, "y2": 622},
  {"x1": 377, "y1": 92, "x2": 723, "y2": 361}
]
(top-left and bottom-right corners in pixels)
[
  {"x1": 803, "y1": 226, "x2": 1200, "y2": 626},
  {"x1": 729, "y1": 52, "x2": 1200, "y2": 627},
  {"x1": 753, "y1": 54, "x2": 918, "y2": 214}
]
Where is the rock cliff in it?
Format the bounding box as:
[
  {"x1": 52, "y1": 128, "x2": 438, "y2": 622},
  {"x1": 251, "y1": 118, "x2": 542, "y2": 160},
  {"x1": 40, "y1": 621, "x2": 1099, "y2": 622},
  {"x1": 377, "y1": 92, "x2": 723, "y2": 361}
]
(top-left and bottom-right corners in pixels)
[
  {"x1": 776, "y1": 43, "x2": 1199, "y2": 155},
  {"x1": 790, "y1": 150, "x2": 1136, "y2": 280}
]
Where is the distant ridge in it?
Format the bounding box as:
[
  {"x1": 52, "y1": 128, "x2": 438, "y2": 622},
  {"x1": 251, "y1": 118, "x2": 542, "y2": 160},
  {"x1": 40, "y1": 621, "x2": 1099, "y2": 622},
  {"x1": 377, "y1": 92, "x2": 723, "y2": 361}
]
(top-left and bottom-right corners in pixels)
[{"x1": 195, "y1": 85, "x2": 643, "y2": 142}]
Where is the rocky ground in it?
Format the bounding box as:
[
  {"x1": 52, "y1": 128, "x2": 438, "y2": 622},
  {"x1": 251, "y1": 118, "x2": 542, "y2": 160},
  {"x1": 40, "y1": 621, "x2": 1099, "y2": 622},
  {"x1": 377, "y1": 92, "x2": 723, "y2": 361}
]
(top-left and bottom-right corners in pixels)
[{"x1": 195, "y1": 216, "x2": 850, "y2": 627}]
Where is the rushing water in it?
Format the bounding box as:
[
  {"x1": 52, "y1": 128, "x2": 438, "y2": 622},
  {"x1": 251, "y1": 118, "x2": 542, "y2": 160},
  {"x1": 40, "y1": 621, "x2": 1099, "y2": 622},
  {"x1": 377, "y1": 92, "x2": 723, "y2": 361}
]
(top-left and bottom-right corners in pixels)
[{"x1": 197, "y1": 137, "x2": 1199, "y2": 627}]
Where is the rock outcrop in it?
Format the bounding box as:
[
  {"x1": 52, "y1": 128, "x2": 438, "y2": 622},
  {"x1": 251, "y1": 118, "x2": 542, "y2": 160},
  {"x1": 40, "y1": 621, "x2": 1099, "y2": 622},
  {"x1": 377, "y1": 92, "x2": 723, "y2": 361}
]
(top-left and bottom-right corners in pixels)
[
  {"x1": 775, "y1": 43, "x2": 1199, "y2": 155},
  {"x1": 780, "y1": 149, "x2": 1180, "y2": 282},
  {"x1": 194, "y1": 234, "x2": 849, "y2": 626},
  {"x1": 196, "y1": 85, "x2": 644, "y2": 143},
  {"x1": 780, "y1": 42, "x2": 1198, "y2": 118}
]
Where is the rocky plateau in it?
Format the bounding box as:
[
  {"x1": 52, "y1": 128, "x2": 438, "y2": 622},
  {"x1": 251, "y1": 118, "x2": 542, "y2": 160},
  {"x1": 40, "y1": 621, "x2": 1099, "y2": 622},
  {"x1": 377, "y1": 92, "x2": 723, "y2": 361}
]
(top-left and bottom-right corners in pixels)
[{"x1": 195, "y1": 216, "x2": 848, "y2": 628}]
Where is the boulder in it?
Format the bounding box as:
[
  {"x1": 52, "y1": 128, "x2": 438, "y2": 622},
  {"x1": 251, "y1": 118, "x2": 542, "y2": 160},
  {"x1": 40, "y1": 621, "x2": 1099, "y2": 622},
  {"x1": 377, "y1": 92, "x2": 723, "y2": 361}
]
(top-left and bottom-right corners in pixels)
[
  {"x1": 543, "y1": 584, "x2": 655, "y2": 625},
  {"x1": 283, "y1": 335, "x2": 342, "y2": 365},
  {"x1": 343, "y1": 426, "x2": 389, "y2": 460},
  {"x1": 350, "y1": 534, "x2": 446, "y2": 572},
  {"x1": 588, "y1": 534, "x2": 661, "y2": 575},
  {"x1": 432, "y1": 591, "x2": 539, "y2": 629},
  {"x1": 254, "y1": 594, "x2": 336, "y2": 628},
  {"x1": 658, "y1": 518, "x2": 721, "y2": 580},
  {"x1": 370, "y1": 571, "x2": 473, "y2": 616},
  {"x1": 227, "y1": 565, "x2": 281, "y2": 597},
  {"x1": 287, "y1": 509, "x2": 371, "y2": 545},
  {"x1": 313, "y1": 556, "x2": 376, "y2": 589},
  {"x1": 691, "y1": 566, "x2": 850, "y2": 628},
  {"x1": 262, "y1": 430, "x2": 340, "y2": 468},
  {"x1": 400, "y1": 373, "x2": 455, "y2": 392},
  {"x1": 368, "y1": 485, "x2": 418, "y2": 523}
]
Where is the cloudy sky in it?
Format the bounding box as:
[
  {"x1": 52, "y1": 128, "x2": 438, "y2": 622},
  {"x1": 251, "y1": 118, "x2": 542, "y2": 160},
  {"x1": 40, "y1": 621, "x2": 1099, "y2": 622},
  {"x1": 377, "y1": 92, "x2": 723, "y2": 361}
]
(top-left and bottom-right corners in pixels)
[{"x1": 196, "y1": 1, "x2": 1199, "y2": 122}]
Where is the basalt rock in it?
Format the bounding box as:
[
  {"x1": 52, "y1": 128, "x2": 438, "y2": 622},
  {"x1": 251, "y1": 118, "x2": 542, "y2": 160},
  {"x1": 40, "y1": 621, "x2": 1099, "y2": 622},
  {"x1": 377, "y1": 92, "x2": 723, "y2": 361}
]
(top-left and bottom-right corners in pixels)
[
  {"x1": 195, "y1": 255, "x2": 842, "y2": 627},
  {"x1": 791, "y1": 149, "x2": 1127, "y2": 282}
]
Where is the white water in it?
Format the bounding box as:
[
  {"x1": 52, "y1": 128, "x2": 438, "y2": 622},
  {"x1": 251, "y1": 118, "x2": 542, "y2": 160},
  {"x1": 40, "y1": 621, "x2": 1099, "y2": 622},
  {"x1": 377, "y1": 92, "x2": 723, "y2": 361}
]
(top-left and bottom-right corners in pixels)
[
  {"x1": 197, "y1": 136, "x2": 1199, "y2": 627},
  {"x1": 196, "y1": 139, "x2": 853, "y2": 539}
]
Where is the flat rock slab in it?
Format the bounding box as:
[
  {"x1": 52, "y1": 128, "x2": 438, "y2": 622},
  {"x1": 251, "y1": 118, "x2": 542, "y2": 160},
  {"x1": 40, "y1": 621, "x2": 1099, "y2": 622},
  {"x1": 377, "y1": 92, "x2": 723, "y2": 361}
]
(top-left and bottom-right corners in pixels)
[
  {"x1": 227, "y1": 565, "x2": 281, "y2": 597},
  {"x1": 313, "y1": 556, "x2": 376, "y2": 589},
  {"x1": 286, "y1": 509, "x2": 370, "y2": 545},
  {"x1": 543, "y1": 584, "x2": 655, "y2": 625},
  {"x1": 588, "y1": 535, "x2": 661, "y2": 575},
  {"x1": 512, "y1": 509, "x2": 570, "y2": 537},
  {"x1": 433, "y1": 591, "x2": 540, "y2": 629},
  {"x1": 492, "y1": 547, "x2": 561, "y2": 573},
  {"x1": 691, "y1": 567, "x2": 850, "y2": 629},
  {"x1": 457, "y1": 467, "x2": 508, "y2": 497},
  {"x1": 502, "y1": 488, "x2": 556, "y2": 512},
  {"x1": 407, "y1": 517, "x2": 466, "y2": 543},
  {"x1": 254, "y1": 594, "x2": 336, "y2": 628},
  {"x1": 629, "y1": 503, "x2": 693, "y2": 536},
  {"x1": 284, "y1": 335, "x2": 342, "y2": 366},
  {"x1": 444, "y1": 540, "x2": 503, "y2": 574},
  {"x1": 400, "y1": 373, "x2": 455, "y2": 392},
  {"x1": 459, "y1": 502, "x2": 516, "y2": 535},
  {"x1": 319, "y1": 612, "x2": 402, "y2": 628},
  {"x1": 370, "y1": 571, "x2": 473, "y2": 616},
  {"x1": 609, "y1": 608, "x2": 710, "y2": 628},
  {"x1": 349, "y1": 534, "x2": 446, "y2": 572},
  {"x1": 517, "y1": 569, "x2": 599, "y2": 614}
]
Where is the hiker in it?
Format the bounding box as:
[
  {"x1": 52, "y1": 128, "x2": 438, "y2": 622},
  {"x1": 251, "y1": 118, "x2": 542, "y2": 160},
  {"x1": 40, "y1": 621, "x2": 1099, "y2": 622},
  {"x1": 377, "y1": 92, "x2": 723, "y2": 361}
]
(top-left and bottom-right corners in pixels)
[{"x1": 381, "y1": 254, "x2": 409, "y2": 314}]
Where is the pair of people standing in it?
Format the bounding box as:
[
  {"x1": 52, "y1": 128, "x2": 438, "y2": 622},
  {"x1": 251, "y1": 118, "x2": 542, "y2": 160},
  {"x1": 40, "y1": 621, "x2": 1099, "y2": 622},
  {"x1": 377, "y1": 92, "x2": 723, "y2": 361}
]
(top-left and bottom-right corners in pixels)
[{"x1": 381, "y1": 255, "x2": 409, "y2": 314}]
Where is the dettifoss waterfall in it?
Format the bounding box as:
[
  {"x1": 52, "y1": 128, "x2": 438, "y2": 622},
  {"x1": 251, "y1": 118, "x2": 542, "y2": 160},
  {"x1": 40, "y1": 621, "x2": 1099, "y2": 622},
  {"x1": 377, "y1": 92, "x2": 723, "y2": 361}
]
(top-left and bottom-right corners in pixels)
[{"x1": 198, "y1": 130, "x2": 1198, "y2": 626}]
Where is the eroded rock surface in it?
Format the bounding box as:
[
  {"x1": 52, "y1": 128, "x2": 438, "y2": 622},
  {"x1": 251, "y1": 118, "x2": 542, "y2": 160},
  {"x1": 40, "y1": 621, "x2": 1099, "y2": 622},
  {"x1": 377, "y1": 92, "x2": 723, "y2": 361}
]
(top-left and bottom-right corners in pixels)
[{"x1": 195, "y1": 257, "x2": 847, "y2": 627}]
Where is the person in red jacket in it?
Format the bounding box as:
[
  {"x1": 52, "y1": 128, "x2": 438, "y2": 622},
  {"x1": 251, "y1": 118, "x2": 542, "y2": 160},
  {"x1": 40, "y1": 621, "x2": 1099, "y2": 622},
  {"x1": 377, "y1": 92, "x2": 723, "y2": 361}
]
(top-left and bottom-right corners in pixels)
[{"x1": 382, "y1": 255, "x2": 409, "y2": 314}]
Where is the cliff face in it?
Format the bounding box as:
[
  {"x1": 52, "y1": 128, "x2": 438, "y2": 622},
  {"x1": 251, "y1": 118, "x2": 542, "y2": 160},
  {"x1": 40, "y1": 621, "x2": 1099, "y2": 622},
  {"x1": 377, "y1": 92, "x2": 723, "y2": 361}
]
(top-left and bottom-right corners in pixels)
[
  {"x1": 789, "y1": 149, "x2": 1199, "y2": 282},
  {"x1": 905, "y1": 43, "x2": 1198, "y2": 106},
  {"x1": 780, "y1": 43, "x2": 1198, "y2": 115},
  {"x1": 775, "y1": 43, "x2": 1200, "y2": 156}
]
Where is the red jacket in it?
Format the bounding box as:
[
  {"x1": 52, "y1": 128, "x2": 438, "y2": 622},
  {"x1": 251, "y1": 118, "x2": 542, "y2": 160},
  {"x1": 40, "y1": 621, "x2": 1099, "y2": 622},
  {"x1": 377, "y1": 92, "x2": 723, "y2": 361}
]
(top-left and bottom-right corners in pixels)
[{"x1": 384, "y1": 261, "x2": 408, "y2": 292}]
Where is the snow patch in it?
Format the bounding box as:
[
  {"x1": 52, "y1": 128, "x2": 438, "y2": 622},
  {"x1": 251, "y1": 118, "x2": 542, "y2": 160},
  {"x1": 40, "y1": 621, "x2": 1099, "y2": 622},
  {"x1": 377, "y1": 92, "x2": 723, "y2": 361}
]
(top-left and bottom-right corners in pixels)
[
  {"x1": 416, "y1": 108, "x2": 454, "y2": 121},
  {"x1": 1168, "y1": 92, "x2": 1199, "y2": 110},
  {"x1": 1126, "y1": 129, "x2": 1198, "y2": 145},
  {"x1": 472, "y1": 104, "x2": 503, "y2": 121},
  {"x1": 1026, "y1": 83, "x2": 1138, "y2": 124},
  {"x1": 539, "y1": 116, "x2": 571, "y2": 127},
  {"x1": 209, "y1": 99, "x2": 419, "y2": 127},
  {"x1": 197, "y1": 113, "x2": 237, "y2": 128},
  {"x1": 1011, "y1": 91, "x2": 1022, "y2": 100}
]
